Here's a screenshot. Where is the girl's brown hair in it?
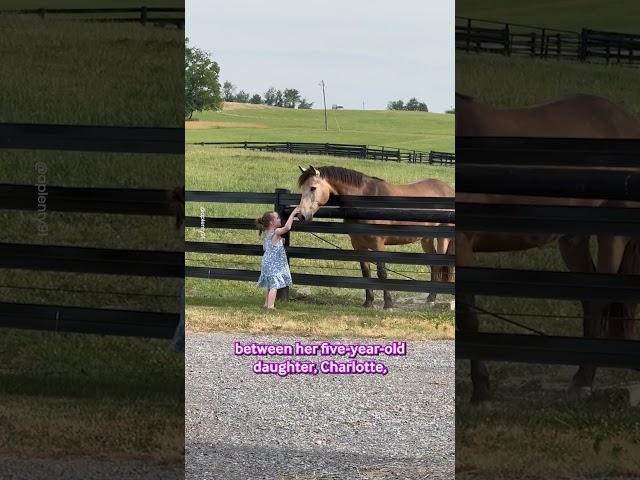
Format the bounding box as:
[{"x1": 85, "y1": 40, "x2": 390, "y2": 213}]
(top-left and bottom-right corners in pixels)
[{"x1": 255, "y1": 211, "x2": 277, "y2": 236}]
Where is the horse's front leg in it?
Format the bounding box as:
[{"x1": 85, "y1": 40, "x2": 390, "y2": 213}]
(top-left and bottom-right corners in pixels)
[
  {"x1": 376, "y1": 261, "x2": 393, "y2": 309},
  {"x1": 559, "y1": 235, "x2": 598, "y2": 394},
  {"x1": 457, "y1": 232, "x2": 491, "y2": 403},
  {"x1": 420, "y1": 237, "x2": 438, "y2": 303},
  {"x1": 359, "y1": 260, "x2": 374, "y2": 307}
]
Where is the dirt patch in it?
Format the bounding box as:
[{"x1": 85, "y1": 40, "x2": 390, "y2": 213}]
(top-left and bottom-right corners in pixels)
[
  {"x1": 223, "y1": 101, "x2": 277, "y2": 110},
  {"x1": 185, "y1": 120, "x2": 267, "y2": 129}
]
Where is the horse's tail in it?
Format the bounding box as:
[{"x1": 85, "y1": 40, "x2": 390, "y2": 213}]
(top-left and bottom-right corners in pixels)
[{"x1": 603, "y1": 239, "x2": 639, "y2": 339}]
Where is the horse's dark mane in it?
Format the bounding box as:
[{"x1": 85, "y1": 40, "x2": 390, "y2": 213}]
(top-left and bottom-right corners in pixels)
[{"x1": 297, "y1": 166, "x2": 383, "y2": 187}]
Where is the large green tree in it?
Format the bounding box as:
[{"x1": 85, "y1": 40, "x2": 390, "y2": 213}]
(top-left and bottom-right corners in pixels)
[
  {"x1": 283, "y1": 88, "x2": 301, "y2": 108},
  {"x1": 185, "y1": 38, "x2": 222, "y2": 119}
]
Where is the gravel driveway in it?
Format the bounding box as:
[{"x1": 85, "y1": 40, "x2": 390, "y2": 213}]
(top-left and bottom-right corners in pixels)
[{"x1": 186, "y1": 333, "x2": 454, "y2": 480}]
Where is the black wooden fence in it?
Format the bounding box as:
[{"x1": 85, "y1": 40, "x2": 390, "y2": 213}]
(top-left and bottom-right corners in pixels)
[
  {"x1": 0, "y1": 123, "x2": 183, "y2": 338},
  {"x1": 0, "y1": 6, "x2": 185, "y2": 27},
  {"x1": 456, "y1": 136, "x2": 640, "y2": 368},
  {"x1": 190, "y1": 141, "x2": 455, "y2": 165},
  {"x1": 185, "y1": 189, "x2": 455, "y2": 296},
  {"x1": 456, "y1": 16, "x2": 640, "y2": 66}
]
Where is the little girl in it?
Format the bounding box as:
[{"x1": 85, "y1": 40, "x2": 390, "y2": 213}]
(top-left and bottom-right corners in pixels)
[{"x1": 255, "y1": 206, "x2": 300, "y2": 309}]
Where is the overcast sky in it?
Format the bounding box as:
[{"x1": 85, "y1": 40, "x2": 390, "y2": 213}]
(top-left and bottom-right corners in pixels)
[{"x1": 186, "y1": 0, "x2": 454, "y2": 112}]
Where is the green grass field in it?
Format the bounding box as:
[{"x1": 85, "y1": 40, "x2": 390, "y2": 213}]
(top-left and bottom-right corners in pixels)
[
  {"x1": 0, "y1": 16, "x2": 184, "y2": 463},
  {"x1": 186, "y1": 146, "x2": 455, "y2": 340},
  {"x1": 457, "y1": 54, "x2": 640, "y2": 115},
  {"x1": 457, "y1": 0, "x2": 640, "y2": 33},
  {"x1": 186, "y1": 103, "x2": 455, "y2": 152}
]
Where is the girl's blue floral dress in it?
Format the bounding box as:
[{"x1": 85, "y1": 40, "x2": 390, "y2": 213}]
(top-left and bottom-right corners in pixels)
[{"x1": 257, "y1": 230, "x2": 293, "y2": 289}]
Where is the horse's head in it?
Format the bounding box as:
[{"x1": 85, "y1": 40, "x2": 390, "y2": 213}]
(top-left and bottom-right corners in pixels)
[{"x1": 297, "y1": 165, "x2": 333, "y2": 222}]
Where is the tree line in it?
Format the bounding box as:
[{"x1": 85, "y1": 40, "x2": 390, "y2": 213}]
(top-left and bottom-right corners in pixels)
[
  {"x1": 222, "y1": 82, "x2": 313, "y2": 109},
  {"x1": 387, "y1": 98, "x2": 429, "y2": 112}
]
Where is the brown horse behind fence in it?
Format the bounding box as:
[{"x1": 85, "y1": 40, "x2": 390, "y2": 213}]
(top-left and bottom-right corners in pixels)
[
  {"x1": 457, "y1": 92, "x2": 640, "y2": 402},
  {"x1": 296, "y1": 165, "x2": 455, "y2": 309}
]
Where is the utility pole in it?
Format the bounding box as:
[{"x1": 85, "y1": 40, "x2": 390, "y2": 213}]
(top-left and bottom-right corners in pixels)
[{"x1": 319, "y1": 80, "x2": 327, "y2": 131}]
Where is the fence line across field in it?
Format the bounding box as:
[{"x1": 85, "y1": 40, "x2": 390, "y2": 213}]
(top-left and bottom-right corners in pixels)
[
  {"x1": 0, "y1": 6, "x2": 185, "y2": 27},
  {"x1": 0, "y1": 122, "x2": 183, "y2": 338},
  {"x1": 186, "y1": 188, "x2": 455, "y2": 294},
  {"x1": 190, "y1": 141, "x2": 455, "y2": 165},
  {"x1": 456, "y1": 135, "x2": 640, "y2": 369},
  {"x1": 456, "y1": 16, "x2": 640, "y2": 66}
]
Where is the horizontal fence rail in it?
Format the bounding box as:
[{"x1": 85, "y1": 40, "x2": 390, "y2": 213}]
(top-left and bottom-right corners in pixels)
[
  {"x1": 187, "y1": 242, "x2": 456, "y2": 266},
  {"x1": 0, "y1": 243, "x2": 184, "y2": 277},
  {"x1": 457, "y1": 137, "x2": 640, "y2": 167},
  {"x1": 457, "y1": 267, "x2": 640, "y2": 302},
  {"x1": 186, "y1": 267, "x2": 454, "y2": 294},
  {"x1": 187, "y1": 216, "x2": 454, "y2": 238},
  {"x1": 0, "y1": 123, "x2": 183, "y2": 154},
  {"x1": 187, "y1": 191, "x2": 456, "y2": 209},
  {"x1": 456, "y1": 16, "x2": 640, "y2": 66},
  {"x1": 457, "y1": 203, "x2": 640, "y2": 235},
  {"x1": 457, "y1": 166, "x2": 640, "y2": 201},
  {"x1": 279, "y1": 206, "x2": 455, "y2": 223},
  {"x1": 1, "y1": 184, "x2": 178, "y2": 216},
  {"x1": 0, "y1": 302, "x2": 179, "y2": 338},
  {"x1": 0, "y1": 6, "x2": 185, "y2": 27},
  {"x1": 190, "y1": 141, "x2": 455, "y2": 165},
  {"x1": 457, "y1": 333, "x2": 640, "y2": 368}
]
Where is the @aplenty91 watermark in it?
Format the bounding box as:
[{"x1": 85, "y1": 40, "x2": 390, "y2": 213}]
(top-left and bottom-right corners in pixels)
[
  {"x1": 200, "y1": 206, "x2": 206, "y2": 239},
  {"x1": 35, "y1": 162, "x2": 48, "y2": 237}
]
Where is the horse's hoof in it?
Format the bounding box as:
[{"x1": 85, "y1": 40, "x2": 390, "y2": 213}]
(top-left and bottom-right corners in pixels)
[
  {"x1": 426, "y1": 294, "x2": 437, "y2": 303},
  {"x1": 426, "y1": 301, "x2": 436, "y2": 308},
  {"x1": 362, "y1": 301, "x2": 373, "y2": 308},
  {"x1": 383, "y1": 303, "x2": 394, "y2": 310},
  {"x1": 568, "y1": 385, "x2": 593, "y2": 400}
]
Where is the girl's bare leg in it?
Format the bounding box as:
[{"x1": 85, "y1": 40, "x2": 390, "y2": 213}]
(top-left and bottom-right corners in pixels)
[
  {"x1": 266, "y1": 288, "x2": 278, "y2": 308},
  {"x1": 263, "y1": 289, "x2": 269, "y2": 308}
]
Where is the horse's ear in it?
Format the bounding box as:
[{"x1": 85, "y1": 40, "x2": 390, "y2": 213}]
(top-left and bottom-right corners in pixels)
[
  {"x1": 299, "y1": 166, "x2": 307, "y2": 173},
  {"x1": 310, "y1": 165, "x2": 320, "y2": 176}
]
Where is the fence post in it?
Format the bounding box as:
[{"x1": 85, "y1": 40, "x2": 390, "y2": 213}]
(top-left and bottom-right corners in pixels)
[
  {"x1": 504, "y1": 24, "x2": 511, "y2": 56},
  {"x1": 530, "y1": 31, "x2": 536, "y2": 57},
  {"x1": 540, "y1": 28, "x2": 546, "y2": 57},
  {"x1": 274, "y1": 188, "x2": 290, "y2": 301},
  {"x1": 141, "y1": 6, "x2": 148, "y2": 25},
  {"x1": 466, "y1": 18, "x2": 471, "y2": 52},
  {"x1": 579, "y1": 28, "x2": 588, "y2": 61}
]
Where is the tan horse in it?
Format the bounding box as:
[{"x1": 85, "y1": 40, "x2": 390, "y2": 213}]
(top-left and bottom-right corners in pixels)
[
  {"x1": 297, "y1": 165, "x2": 454, "y2": 309},
  {"x1": 457, "y1": 92, "x2": 640, "y2": 402}
]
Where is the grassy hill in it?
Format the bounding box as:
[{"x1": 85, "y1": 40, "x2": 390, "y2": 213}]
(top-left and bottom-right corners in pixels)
[
  {"x1": 457, "y1": 0, "x2": 640, "y2": 33},
  {"x1": 186, "y1": 103, "x2": 455, "y2": 152}
]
